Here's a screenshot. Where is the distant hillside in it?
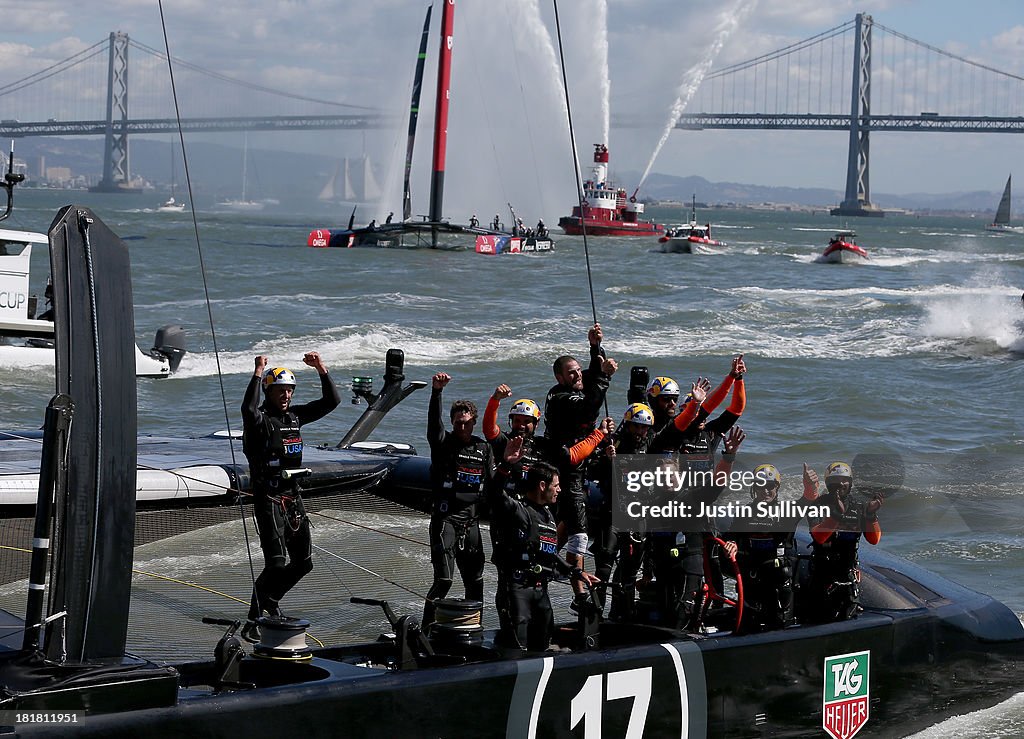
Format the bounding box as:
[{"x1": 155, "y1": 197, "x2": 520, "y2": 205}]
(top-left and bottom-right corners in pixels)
[
  {"x1": 623, "y1": 170, "x2": 1011, "y2": 214},
  {"x1": 11, "y1": 137, "x2": 1011, "y2": 214}
]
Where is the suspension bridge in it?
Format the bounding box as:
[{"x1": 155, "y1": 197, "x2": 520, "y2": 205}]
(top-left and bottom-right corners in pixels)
[{"x1": 1, "y1": 16, "x2": 1022, "y2": 211}]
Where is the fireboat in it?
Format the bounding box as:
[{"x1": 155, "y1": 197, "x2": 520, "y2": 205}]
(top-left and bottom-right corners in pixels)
[{"x1": 558, "y1": 144, "x2": 664, "y2": 236}]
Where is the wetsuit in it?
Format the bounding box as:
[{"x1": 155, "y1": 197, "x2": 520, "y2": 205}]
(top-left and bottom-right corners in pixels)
[
  {"x1": 482, "y1": 397, "x2": 606, "y2": 631},
  {"x1": 242, "y1": 371, "x2": 341, "y2": 621},
  {"x1": 805, "y1": 491, "x2": 882, "y2": 623},
  {"x1": 489, "y1": 466, "x2": 579, "y2": 652},
  {"x1": 725, "y1": 497, "x2": 808, "y2": 632},
  {"x1": 424, "y1": 388, "x2": 493, "y2": 626},
  {"x1": 590, "y1": 429, "x2": 649, "y2": 620},
  {"x1": 543, "y1": 344, "x2": 612, "y2": 542},
  {"x1": 646, "y1": 376, "x2": 745, "y2": 624}
]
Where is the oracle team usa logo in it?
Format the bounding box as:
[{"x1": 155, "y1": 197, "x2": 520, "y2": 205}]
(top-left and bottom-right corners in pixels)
[{"x1": 822, "y1": 650, "x2": 869, "y2": 739}]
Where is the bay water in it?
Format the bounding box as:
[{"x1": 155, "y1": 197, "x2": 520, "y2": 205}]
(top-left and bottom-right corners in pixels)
[{"x1": 1, "y1": 189, "x2": 1023, "y2": 734}]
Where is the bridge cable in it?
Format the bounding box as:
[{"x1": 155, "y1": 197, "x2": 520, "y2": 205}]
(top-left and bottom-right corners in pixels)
[
  {"x1": 157, "y1": 1, "x2": 260, "y2": 593},
  {"x1": 129, "y1": 37, "x2": 379, "y2": 111}
]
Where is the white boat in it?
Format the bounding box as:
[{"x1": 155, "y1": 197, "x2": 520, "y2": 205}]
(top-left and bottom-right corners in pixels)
[
  {"x1": 157, "y1": 196, "x2": 186, "y2": 213},
  {"x1": 656, "y1": 196, "x2": 726, "y2": 253},
  {"x1": 818, "y1": 231, "x2": 870, "y2": 264},
  {"x1": 217, "y1": 132, "x2": 265, "y2": 212},
  {"x1": 985, "y1": 175, "x2": 1024, "y2": 233},
  {"x1": 0, "y1": 228, "x2": 186, "y2": 378},
  {"x1": 157, "y1": 144, "x2": 188, "y2": 212}
]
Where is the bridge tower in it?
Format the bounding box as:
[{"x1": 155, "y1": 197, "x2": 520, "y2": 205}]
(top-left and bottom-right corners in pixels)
[
  {"x1": 93, "y1": 32, "x2": 135, "y2": 193},
  {"x1": 831, "y1": 14, "x2": 883, "y2": 217}
]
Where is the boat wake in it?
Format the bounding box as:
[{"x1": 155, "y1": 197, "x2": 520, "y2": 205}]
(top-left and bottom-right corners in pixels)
[
  {"x1": 919, "y1": 292, "x2": 1024, "y2": 353},
  {"x1": 908, "y1": 691, "x2": 1024, "y2": 738}
]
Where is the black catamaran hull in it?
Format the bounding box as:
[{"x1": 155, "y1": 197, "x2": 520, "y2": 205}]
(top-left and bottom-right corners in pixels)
[{"x1": 14, "y1": 543, "x2": 1024, "y2": 737}]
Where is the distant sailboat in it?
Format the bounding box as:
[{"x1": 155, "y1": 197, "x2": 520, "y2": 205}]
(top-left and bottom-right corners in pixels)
[
  {"x1": 218, "y1": 133, "x2": 264, "y2": 212},
  {"x1": 985, "y1": 175, "x2": 1023, "y2": 233},
  {"x1": 317, "y1": 156, "x2": 382, "y2": 204},
  {"x1": 157, "y1": 144, "x2": 186, "y2": 213}
]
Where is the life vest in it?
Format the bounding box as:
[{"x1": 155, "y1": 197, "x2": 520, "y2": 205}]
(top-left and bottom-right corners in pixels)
[
  {"x1": 432, "y1": 438, "x2": 490, "y2": 519},
  {"x1": 504, "y1": 502, "x2": 559, "y2": 574},
  {"x1": 246, "y1": 409, "x2": 303, "y2": 490}
]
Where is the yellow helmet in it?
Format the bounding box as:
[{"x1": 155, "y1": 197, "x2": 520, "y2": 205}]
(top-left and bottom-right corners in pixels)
[
  {"x1": 751, "y1": 463, "x2": 781, "y2": 499},
  {"x1": 825, "y1": 461, "x2": 852, "y2": 481},
  {"x1": 262, "y1": 367, "x2": 296, "y2": 391},
  {"x1": 622, "y1": 403, "x2": 655, "y2": 427},
  {"x1": 646, "y1": 376, "x2": 679, "y2": 399},
  {"x1": 509, "y1": 398, "x2": 541, "y2": 421}
]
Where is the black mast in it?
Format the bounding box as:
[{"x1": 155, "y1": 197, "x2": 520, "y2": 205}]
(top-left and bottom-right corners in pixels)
[{"x1": 402, "y1": 4, "x2": 433, "y2": 223}]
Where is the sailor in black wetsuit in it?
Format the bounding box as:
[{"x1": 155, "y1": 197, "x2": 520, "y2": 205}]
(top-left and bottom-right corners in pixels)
[
  {"x1": 591, "y1": 402, "x2": 654, "y2": 620},
  {"x1": 423, "y1": 372, "x2": 493, "y2": 627},
  {"x1": 241, "y1": 352, "x2": 341, "y2": 641},
  {"x1": 804, "y1": 461, "x2": 884, "y2": 623},
  {"x1": 543, "y1": 323, "x2": 617, "y2": 611},
  {"x1": 723, "y1": 462, "x2": 809, "y2": 632},
  {"x1": 491, "y1": 437, "x2": 600, "y2": 654}
]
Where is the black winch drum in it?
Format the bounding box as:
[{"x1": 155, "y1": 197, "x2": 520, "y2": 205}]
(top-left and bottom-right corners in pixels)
[
  {"x1": 428, "y1": 598, "x2": 483, "y2": 648},
  {"x1": 252, "y1": 615, "x2": 313, "y2": 661}
]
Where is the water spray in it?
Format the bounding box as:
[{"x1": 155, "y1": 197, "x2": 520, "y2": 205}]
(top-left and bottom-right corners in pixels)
[{"x1": 638, "y1": 0, "x2": 758, "y2": 190}]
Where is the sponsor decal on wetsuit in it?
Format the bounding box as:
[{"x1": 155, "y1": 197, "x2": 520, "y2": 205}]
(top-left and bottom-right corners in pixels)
[{"x1": 823, "y1": 650, "x2": 869, "y2": 739}]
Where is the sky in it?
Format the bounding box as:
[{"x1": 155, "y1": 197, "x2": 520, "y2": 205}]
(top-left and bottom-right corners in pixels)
[{"x1": 0, "y1": 0, "x2": 1022, "y2": 217}]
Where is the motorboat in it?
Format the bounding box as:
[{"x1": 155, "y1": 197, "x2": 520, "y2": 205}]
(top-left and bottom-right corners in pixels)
[
  {"x1": 474, "y1": 234, "x2": 553, "y2": 254},
  {"x1": 819, "y1": 231, "x2": 869, "y2": 263},
  {"x1": 0, "y1": 154, "x2": 185, "y2": 378},
  {"x1": 657, "y1": 196, "x2": 726, "y2": 253},
  {"x1": 558, "y1": 144, "x2": 664, "y2": 237}
]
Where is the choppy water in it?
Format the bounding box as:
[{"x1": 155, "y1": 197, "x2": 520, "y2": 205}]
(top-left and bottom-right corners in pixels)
[{"x1": 2, "y1": 190, "x2": 1023, "y2": 735}]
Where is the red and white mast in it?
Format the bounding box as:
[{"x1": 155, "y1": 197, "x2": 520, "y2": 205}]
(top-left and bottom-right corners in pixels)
[{"x1": 428, "y1": 0, "x2": 455, "y2": 245}]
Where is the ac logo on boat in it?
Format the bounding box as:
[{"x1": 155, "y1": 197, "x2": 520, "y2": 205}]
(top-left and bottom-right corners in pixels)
[{"x1": 822, "y1": 650, "x2": 869, "y2": 739}]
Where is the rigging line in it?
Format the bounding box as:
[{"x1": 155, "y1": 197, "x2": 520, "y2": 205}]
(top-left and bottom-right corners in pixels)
[
  {"x1": 157, "y1": 1, "x2": 258, "y2": 592},
  {"x1": 552, "y1": 0, "x2": 608, "y2": 418},
  {"x1": 313, "y1": 543, "x2": 426, "y2": 600},
  {"x1": 312, "y1": 510, "x2": 429, "y2": 547},
  {"x1": 127, "y1": 38, "x2": 381, "y2": 111},
  {"x1": 551, "y1": 0, "x2": 597, "y2": 328}
]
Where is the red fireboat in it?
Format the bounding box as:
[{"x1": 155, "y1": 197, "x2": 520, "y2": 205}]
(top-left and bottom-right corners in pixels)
[{"x1": 558, "y1": 145, "x2": 664, "y2": 237}]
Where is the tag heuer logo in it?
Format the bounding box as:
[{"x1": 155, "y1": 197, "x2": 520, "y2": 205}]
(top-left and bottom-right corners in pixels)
[{"x1": 823, "y1": 650, "x2": 869, "y2": 739}]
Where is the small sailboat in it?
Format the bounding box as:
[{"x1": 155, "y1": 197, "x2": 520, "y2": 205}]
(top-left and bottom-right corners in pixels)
[
  {"x1": 157, "y1": 144, "x2": 187, "y2": 212},
  {"x1": 985, "y1": 175, "x2": 1023, "y2": 233},
  {"x1": 217, "y1": 133, "x2": 264, "y2": 212}
]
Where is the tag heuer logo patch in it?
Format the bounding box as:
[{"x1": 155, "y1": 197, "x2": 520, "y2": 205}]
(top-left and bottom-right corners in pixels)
[{"x1": 823, "y1": 650, "x2": 869, "y2": 739}]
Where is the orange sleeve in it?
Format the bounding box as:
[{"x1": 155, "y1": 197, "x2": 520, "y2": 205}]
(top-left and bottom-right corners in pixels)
[
  {"x1": 483, "y1": 396, "x2": 501, "y2": 441},
  {"x1": 863, "y1": 520, "x2": 881, "y2": 545},
  {"x1": 811, "y1": 518, "x2": 837, "y2": 545},
  {"x1": 568, "y1": 427, "x2": 606, "y2": 465},
  {"x1": 726, "y1": 378, "x2": 745, "y2": 415},
  {"x1": 803, "y1": 475, "x2": 819, "y2": 501},
  {"x1": 672, "y1": 401, "x2": 701, "y2": 433},
  {"x1": 701, "y1": 375, "x2": 734, "y2": 414}
]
